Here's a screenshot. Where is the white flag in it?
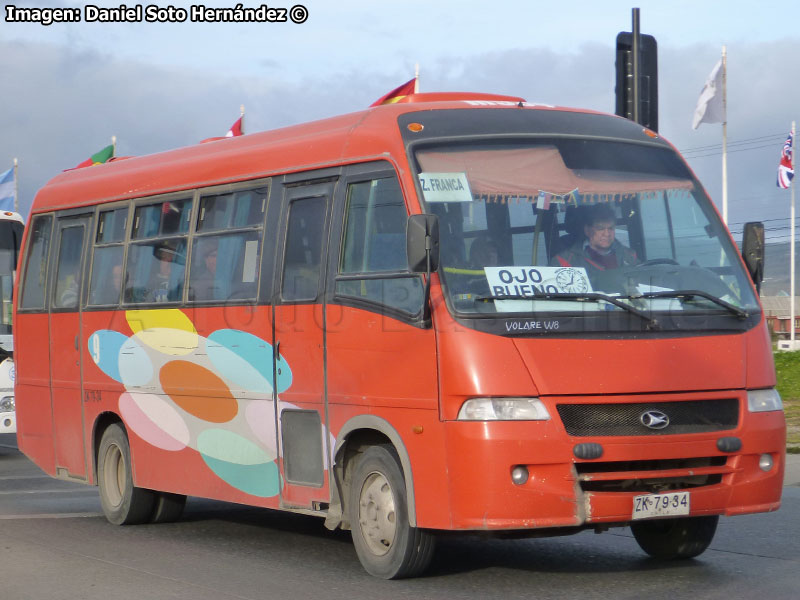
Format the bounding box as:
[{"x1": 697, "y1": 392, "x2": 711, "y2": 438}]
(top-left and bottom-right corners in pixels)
[{"x1": 692, "y1": 59, "x2": 725, "y2": 129}]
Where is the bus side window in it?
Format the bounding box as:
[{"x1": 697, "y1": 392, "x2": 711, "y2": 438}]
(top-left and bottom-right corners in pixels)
[
  {"x1": 189, "y1": 233, "x2": 260, "y2": 302},
  {"x1": 125, "y1": 198, "x2": 191, "y2": 304},
  {"x1": 89, "y1": 246, "x2": 125, "y2": 305},
  {"x1": 189, "y1": 187, "x2": 267, "y2": 302},
  {"x1": 88, "y1": 207, "x2": 127, "y2": 306},
  {"x1": 125, "y1": 239, "x2": 186, "y2": 304},
  {"x1": 19, "y1": 215, "x2": 53, "y2": 310},
  {"x1": 335, "y1": 176, "x2": 423, "y2": 315},
  {"x1": 281, "y1": 198, "x2": 326, "y2": 302},
  {"x1": 52, "y1": 226, "x2": 86, "y2": 310}
]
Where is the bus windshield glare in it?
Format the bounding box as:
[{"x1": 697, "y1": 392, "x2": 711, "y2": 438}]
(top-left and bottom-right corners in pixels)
[{"x1": 414, "y1": 139, "x2": 759, "y2": 320}]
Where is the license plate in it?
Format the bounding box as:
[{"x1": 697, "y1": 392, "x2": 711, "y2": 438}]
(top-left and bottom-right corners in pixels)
[{"x1": 632, "y1": 491, "x2": 690, "y2": 519}]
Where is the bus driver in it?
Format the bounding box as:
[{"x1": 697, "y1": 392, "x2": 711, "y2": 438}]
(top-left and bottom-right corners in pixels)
[{"x1": 552, "y1": 203, "x2": 638, "y2": 273}]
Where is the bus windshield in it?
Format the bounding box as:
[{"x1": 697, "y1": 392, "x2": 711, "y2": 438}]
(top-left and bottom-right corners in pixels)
[
  {"x1": 0, "y1": 218, "x2": 23, "y2": 343},
  {"x1": 414, "y1": 139, "x2": 759, "y2": 322}
]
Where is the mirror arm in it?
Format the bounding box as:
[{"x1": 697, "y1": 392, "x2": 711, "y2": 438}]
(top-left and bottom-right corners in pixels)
[{"x1": 421, "y1": 236, "x2": 432, "y2": 324}]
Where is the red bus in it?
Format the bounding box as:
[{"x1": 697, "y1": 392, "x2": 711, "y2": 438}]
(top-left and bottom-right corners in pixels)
[{"x1": 15, "y1": 93, "x2": 784, "y2": 578}]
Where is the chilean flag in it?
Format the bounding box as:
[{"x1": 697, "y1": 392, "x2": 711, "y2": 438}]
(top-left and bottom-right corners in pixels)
[
  {"x1": 226, "y1": 116, "x2": 244, "y2": 137},
  {"x1": 778, "y1": 130, "x2": 794, "y2": 189}
]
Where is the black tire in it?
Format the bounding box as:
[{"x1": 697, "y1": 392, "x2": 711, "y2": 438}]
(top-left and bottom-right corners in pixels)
[
  {"x1": 631, "y1": 515, "x2": 719, "y2": 559},
  {"x1": 348, "y1": 445, "x2": 435, "y2": 579},
  {"x1": 97, "y1": 424, "x2": 156, "y2": 525},
  {"x1": 150, "y1": 492, "x2": 187, "y2": 524}
]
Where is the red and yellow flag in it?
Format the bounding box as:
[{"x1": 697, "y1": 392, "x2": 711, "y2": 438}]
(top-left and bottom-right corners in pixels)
[{"x1": 370, "y1": 78, "x2": 417, "y2": 107}]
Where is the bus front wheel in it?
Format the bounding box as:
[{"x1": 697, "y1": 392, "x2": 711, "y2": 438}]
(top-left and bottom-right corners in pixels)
[
  {"x1": 348, "y1": 445, "x2": 435, "y2": 579},
  {"x1": 631, "y1": 515, "x2": 719, "y2": 559},
  {"x1": 97, "y1": 423, "x2": 156, "y2": 525}
]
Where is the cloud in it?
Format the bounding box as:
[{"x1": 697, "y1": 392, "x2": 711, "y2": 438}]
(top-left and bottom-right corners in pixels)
[{"x1": 3, "y1": 35, "x2": 800, "y2": 239}]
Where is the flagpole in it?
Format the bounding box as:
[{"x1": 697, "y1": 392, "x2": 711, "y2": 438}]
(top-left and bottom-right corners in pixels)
[
  {"x1": 789, "y1": 121, "x2": 796, "y2": 350},
  {"x1": 111, "y1": 135, "x2": 117, "y2": 158},
  {"x1": 414, "y1": 63, "x2": 419, "y2": 93},
  {"x1": 721, "y1": 45, "x2": 728, "y2": 225},
  {"x1": 13, "y1": 158, "x2": 18, "y2": 214},
  {"x1": 240, "y1": 104, "x2": 245, "y2": 135}
]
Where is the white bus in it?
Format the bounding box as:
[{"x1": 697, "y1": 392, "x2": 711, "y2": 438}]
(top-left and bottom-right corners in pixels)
[{"x1": 0, "y1": 211, "x2": 24, "y2": 434}]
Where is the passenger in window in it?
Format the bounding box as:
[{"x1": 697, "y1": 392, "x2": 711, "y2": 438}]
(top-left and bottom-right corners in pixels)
[
  {"x1": 91, "y1": 263, "x2": 124, "y2": 305},
  {"x1": 190, "y1": 243, "x2": 220, "y2": 301},
  {"x1": 111, "y1": 263, "x2": 123, "y2": 292},
  {"x1": 552, "y1": 203, "x2": 638, "y2": 272},
  {"x1": 149, "y1": 242, "x2": 181, "y2": 302},
  {"x1": 58, "y1": 274, "x2": 79, "y2": 308}
]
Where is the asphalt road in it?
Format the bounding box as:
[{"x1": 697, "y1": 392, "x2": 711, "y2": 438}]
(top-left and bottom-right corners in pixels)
[{"x1": 2, "y1": 433, "x2": 799, "y2": 600}]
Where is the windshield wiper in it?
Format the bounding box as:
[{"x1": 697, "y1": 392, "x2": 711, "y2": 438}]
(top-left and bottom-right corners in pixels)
[
  {"x1": 476, "y1": 292, "x2": 660, "y2": 330},
  {"x1": 629, "y1": 289, "x2": 749, "y2": 320}
]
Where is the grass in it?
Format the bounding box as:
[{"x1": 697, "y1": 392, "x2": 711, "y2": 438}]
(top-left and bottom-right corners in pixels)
[{"x1": 775, "y1": 350, "x2": 800, "y2": 448}]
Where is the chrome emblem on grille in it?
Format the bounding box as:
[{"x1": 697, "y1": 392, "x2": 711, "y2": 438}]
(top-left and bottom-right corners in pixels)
[{"x1": 640, "y1": 410, "x2": 670, "y2": 430}]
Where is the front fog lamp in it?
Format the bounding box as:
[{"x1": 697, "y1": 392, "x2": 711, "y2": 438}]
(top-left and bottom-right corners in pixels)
[
  {"x1": 747, "y1": 388, "x2": 783, "y2": 413},
  {"x1": 511, "y1": 466, "x2": 529, "y2": 485},
  {"x1": 0, "y1": 396, "x2": 13, "y2": 412},
  {"x1": 457, "y1": 398, "x2": 550, "y2": 421},
  {"x1": 759, "y1": 454, "x2": 774, "y2": 472}
]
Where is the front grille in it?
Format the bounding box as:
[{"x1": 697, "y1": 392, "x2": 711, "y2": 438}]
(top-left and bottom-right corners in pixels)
[
  {"x1": 557, "y1": 399, "x2": 739, "y2": 437},
  {"x1": 575, "y1": 456, "x2": 729, "y2": 493}
]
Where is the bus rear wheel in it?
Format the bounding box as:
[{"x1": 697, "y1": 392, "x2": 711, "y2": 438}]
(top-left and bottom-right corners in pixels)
[
  {"x1": 150, "y1": 492, "x2": 187, "y2": 524},
  {"x1": 631, "y1": 515, "x2": 719, "y2": 560},
  {"x1": 348, "y1": 445, "x2": 435, "y2": 579},
  {"x1": 97, "y1": 424, "x2": 156, "y2": 525}
]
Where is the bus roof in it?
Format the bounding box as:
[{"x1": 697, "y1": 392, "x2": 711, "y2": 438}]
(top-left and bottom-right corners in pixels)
[
  {"x1": 0, "y1": 211, "x2": 24, "y2": 225},
  {"x1": 30, "y1": 93, "x2": 653, "y2": 213}
]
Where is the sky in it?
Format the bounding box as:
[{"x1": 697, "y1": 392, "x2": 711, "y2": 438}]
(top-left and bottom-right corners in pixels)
[{"x1": 2, "y1": 0, "x2": 799, "y2": 248}]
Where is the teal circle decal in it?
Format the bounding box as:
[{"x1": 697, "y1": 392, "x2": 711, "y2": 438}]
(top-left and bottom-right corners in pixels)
[{"x1": 207, "y1": 329, "x2": 292, "y2": 393}]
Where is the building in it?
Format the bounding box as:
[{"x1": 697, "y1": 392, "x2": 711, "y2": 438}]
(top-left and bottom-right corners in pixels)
[{"x1": 761, "y1": 296, "x2": 800, "y2": 338}]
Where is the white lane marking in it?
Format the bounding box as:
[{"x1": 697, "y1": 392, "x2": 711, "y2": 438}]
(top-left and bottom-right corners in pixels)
[
  {"x1": 0, "y1": 489, "x2": 97, "y2": 495},
  {"x1": 0, "y1": 513, "x2": 103, "y2": 519}
]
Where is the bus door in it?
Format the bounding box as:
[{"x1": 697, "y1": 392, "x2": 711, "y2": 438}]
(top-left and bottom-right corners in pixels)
[
  {"x1": 273, "y1": 178, "x2": 336, "y2": 509},
  {"x1": 48, "y1": 214, "x2": 92, "y2": 479}
]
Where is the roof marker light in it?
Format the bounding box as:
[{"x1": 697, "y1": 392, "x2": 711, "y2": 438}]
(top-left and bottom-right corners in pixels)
[{"x1": 407, "y1": 122, "x2": 424, "y2": 133}]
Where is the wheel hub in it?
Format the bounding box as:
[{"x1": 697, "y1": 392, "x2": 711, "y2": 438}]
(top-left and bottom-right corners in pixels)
[{"x1": 358, "y1": 471, "x2": 397, "y2": 556}]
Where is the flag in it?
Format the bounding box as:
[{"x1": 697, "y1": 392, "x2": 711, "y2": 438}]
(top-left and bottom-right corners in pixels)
[
  {"x1": 536, "y1": 190, "x2": 550, "y2": 210},
  {"x1": 75, "y1": 144, "x2": 114, "y2": 169},
  {"x1": 370, "y1": 77, "x2": 417, "y2": 107},
  {"x1": 778, "y1": 130, "x2": 794, "y2": 189},
  {"x1": 226, "y1": 116, "x2": 243, "y2": 137},
  {"x1": 0, "y1": 167, "x2": 13, "y2": 211},
  {"x1": 692, "y1": 60, "x2": 725, "y2": 129}
]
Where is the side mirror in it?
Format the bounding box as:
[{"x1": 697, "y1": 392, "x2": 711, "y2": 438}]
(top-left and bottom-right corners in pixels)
[
  {"x1": 742, "y1": 221, "x2": 764, "y2": 293},
  {"x1": 406, "y1": 214, "x2": 439, "y2": 273}
]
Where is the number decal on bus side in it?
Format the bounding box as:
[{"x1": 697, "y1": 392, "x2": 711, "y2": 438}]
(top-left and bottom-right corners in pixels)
[{"x1": 90, "y1": 333, "x2": 101, "y2": 364}]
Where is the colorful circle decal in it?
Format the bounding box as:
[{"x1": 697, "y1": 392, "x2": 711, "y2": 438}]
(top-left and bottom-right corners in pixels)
[
  {"x1": 89, "y1": 308, "x2": 331, "y2": 500},
  {"x1": 126, "y1": 309, "x2": 198, "y2": 356},
  {"x1": 119, "y1": 392, "x2": 190, "y2": 451},
  {"x1": 87, "y1": 330, "x2": 128, "y2": 383},
  {"x1": 208, "y1": 329, "x2": 292, "y2": 393},
  {"x1": 118, "y1": 337, "x2": 153, "y2": 387},
  {"x1": 160, "y1": 361, "x2": 238, "y2": 423},
  {"x1": 206, "y1": 341, "x2": 271, "y2": 394},
  {"x1": 197, "y1": 429, "x2": 280, "y2": 497}
]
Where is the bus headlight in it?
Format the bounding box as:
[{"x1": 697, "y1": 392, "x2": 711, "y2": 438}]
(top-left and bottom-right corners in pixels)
[
  {"x1": 457, "y1": 397, "x2": 550, "y2": 421},
  {"x1": 747, "y1": 388, "x2": 783, "y2": 412},
  {"x1": 0, "y1": 396, "x2": 13, "y2": 412}
]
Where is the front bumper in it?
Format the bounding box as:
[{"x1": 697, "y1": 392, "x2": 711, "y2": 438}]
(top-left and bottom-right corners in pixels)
[{"x1": 437, "y1": 407, "x2": 784, "y2": 531}]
